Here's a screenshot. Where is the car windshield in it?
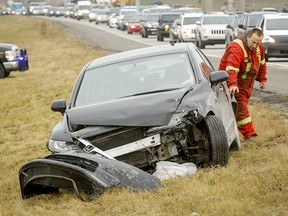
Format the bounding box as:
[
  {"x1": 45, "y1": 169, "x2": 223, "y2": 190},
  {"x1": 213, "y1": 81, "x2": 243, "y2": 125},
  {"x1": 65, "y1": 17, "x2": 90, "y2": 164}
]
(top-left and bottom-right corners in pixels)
[
  {"x1": 146, "y1": 14, "x2": 160, "y2": 22},
  {"x1": 162, "y1": 14, "x2": 180, "y2": 22},
  {"x1": 75, "y1": 53, "x2": 196, "y2": 107},
  {"x1": 183, "y1": 17, "x2": 201, "y2": 25},
  {"x1": 130, "y1": 16, "x2": 142, "y2": 22},
  {"x1": 266, "y1": 18, "x2": 288, "y2": 30},
  {"x1": 79, "y1": 5, "x2": 90, "y2": 10},
  {"x1": 203, "y1": 16, "x2": 230, "y2": 24},
  {"x1": 228, "y1": 15, "x2": 240, "y2": 27},
  {"x1": 97, "y1": 10, "x2": 108, "y2": 15},
  {"x1": 121, "y1": 10, "x2": 137, "y2": 15},
  {"x1": 247, "y1": 14, "x2": 263, "y2": 27}
]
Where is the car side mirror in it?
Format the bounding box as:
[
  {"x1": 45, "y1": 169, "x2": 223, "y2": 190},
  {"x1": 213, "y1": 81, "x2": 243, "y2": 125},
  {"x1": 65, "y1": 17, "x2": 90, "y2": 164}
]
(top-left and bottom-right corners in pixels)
[
  {"x1": 196, "y1": 21, "x2": 200, "y2": 25},
  {"x1": 226, "y1": 24, "x2": 233, "y2": 29},
  {"x1": 238, "y1": 24, "x2": 245, "y2": 29},
  {"x1": 210, "y1": 71, "x2": 228, "y2": 86},
  {"x1": 51, "y1": 99, "x2": 66, "y2": 114}
]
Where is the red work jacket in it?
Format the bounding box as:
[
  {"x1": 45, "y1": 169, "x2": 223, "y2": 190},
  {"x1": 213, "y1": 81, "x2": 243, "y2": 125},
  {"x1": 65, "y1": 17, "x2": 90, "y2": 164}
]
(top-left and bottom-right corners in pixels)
[{"x1": 219, "y1": 36, "x2": 267, "y2": 89}]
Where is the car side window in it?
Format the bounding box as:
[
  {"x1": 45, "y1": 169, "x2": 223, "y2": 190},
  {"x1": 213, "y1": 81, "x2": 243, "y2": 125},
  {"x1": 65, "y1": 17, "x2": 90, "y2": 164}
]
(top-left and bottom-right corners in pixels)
[
  {"x1": 260, "y1": 19, "x2": 264, "y2": 30},
  {"x1": 194, "y1": 49, "x2": 214, "y2": 80}
]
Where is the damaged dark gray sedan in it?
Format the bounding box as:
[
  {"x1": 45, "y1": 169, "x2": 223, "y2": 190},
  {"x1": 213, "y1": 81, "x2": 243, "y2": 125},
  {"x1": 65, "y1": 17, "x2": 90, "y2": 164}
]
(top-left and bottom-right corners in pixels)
[{"x1": 19, "y1": 43, "x2": 240, "y2": 199}]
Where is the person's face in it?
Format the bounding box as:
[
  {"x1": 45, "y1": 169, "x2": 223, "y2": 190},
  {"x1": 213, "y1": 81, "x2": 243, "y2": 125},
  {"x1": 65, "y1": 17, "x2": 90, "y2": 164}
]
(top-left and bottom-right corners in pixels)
[{"x1": 247, "y1": 33, "x2": 263, "y2": 51}]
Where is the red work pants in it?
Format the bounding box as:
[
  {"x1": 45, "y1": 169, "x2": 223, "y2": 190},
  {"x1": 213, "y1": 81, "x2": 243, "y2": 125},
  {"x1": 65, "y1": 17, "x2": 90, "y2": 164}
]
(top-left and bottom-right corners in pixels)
[{"x1": 235, "y1": 74, "x2": 257, "y2": 140}]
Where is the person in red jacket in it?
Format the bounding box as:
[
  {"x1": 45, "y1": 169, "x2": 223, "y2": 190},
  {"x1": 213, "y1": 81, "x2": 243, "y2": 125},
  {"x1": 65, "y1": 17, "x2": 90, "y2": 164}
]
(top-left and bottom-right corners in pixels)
[{"x1": 219, "y1": 28, "x2": 267, "y2": 141}]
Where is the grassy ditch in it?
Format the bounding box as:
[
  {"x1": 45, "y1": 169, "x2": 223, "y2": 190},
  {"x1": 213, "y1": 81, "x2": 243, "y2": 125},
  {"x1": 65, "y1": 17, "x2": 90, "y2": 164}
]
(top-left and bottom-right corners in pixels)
[{"x1": 0, "y1": 16, "x2": 287, "y2": 216}]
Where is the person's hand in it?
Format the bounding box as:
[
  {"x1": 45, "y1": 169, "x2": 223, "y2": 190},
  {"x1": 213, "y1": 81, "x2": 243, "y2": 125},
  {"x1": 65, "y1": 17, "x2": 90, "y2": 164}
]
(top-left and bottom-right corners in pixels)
[
  {"x1": 259, "y1": 82, "x2": 266, "y2": 89},
  {"x1": 229, "y1": 86, "x2": 239, "y2": 94}
]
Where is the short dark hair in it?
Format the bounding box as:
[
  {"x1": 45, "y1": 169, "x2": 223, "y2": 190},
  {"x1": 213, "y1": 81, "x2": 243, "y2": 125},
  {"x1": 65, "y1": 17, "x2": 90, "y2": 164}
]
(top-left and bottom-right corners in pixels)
[{"x1": 247, "y1": 28, "x2": 264, "y2": 38}]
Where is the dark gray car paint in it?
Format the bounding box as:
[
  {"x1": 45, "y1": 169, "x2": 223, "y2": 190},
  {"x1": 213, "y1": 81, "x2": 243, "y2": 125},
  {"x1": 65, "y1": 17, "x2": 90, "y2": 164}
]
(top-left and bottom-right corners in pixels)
[
  {"x1": 19, "y1": 152, "x2": 161, "y2": 200},
  {"x1": 66, "y1": 81, "x2": 214, "y2": 127}
]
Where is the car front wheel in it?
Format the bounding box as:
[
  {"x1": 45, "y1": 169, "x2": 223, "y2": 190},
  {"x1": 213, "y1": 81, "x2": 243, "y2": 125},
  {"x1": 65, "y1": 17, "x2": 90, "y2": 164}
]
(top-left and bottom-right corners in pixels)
[
  {"x1": 157, "y1": 32, "x2": 164, "y2": 41},
  {"x1": 199, "y1": 115, "x2": 229, "y2": 166}
]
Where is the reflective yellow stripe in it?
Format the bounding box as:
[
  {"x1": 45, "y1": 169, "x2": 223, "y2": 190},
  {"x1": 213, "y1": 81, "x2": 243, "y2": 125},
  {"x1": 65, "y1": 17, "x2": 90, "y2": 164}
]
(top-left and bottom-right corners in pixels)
[
  {"x1": 234, "y1": 39, "x2": 250, "y2": 79},
  {"x1": 260, "y1": 58, "x2": 266, "y2": 65},
  {"x1": 234, "y1": 39, "x2": 248, "y2": 63},
  {"x1": 226, "y1": 66, "x2": 239, "y2": 72},
  {"x1": 256, "y1": 47, "x2": 261, "y2": 63},
  {"x1": 237, "y1": 116, "x2": 252, "y2": 127}
]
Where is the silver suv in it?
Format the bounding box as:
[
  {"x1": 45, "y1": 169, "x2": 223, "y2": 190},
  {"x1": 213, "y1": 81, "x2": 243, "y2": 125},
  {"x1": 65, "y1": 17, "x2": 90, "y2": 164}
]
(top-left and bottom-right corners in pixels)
[
  {"x1": 177, "y1": 13, "x2": 203, "y2": 43},
  {"x1": 256, "y1": 13, "x2": 288, "y2": 62},
  {"x1": 195, "y1": 13, "x2": 230, "y2": 49}
]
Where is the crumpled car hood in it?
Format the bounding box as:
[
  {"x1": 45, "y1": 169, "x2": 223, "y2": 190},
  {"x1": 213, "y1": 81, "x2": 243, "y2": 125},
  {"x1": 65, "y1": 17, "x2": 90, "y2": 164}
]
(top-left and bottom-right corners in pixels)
[{"x1": 67, "y1": 84, "x2": 213, "y2": 127}]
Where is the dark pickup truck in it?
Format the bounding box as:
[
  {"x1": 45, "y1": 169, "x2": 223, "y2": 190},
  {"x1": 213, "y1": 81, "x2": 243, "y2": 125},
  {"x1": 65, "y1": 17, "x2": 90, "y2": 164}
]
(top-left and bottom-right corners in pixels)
[{"x1": 0, "y1": 43, "x2": 29, "y2": 78}]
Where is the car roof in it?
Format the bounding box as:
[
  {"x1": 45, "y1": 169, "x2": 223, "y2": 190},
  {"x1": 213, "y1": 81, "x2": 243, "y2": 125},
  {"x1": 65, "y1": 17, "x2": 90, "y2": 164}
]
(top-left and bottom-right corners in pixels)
[
  {"x1": 203, "y1": 13, "x2": 229, "y2": 17},
  {"x1": 242, "y1": 11, "x2": 279, "y2": 14},
  {"x1": 181, "y1": 13, "x2": 203, "y2": 17},
  {"x1": 262, "y1": 13, "x2": 288, "y2": 18},
  {"x1": 87, "y1": 43, "x2": 194, "y2": 70}
]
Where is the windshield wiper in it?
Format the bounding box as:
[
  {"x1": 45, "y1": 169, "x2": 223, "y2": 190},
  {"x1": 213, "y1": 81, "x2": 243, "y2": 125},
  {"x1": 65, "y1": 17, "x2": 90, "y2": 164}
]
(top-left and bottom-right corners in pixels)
[{"x1": 121, "y1": 88, "x2": 181, "y2": 98}]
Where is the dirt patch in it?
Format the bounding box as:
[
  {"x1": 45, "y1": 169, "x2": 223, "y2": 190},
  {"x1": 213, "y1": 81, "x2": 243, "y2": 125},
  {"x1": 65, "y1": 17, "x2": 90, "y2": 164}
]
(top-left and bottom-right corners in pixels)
[{"x1": 252, "y1": 89, "x2": 288, "y2": 114}]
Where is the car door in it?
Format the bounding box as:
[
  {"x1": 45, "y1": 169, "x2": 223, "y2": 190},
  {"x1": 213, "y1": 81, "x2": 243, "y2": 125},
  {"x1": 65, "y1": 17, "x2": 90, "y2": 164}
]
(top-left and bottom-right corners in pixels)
[{"x1": 194, "y1": 47, "x2": 234, "y2": 132}]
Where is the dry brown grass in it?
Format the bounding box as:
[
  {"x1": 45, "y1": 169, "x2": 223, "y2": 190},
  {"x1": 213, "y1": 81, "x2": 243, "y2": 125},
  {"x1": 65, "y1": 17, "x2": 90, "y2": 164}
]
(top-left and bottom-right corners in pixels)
[{"x1": 0, "y1": 16, "x2": 287, "y2": 216}]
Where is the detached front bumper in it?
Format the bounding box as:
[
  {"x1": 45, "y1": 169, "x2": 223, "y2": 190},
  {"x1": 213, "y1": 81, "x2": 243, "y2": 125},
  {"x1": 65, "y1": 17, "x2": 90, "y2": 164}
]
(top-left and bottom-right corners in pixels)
[{"x1": 19, "y1": 152, "x2": 161, "y2": 200}]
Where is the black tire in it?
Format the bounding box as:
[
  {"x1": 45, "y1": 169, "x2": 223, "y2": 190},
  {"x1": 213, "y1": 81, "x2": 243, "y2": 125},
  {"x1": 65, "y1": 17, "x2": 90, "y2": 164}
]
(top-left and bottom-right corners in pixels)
[
  {"x1": 265, "y1": 55, "x2": 269, "y2": 62},
  {"x1": 158, "y1": 33, "x2": 164, "y2": 42},
  {"x1": 201, "y1": 115, "x2": 229, "y2": 166},
  {"x1": 0, "y1": 64, "x2": 5, "y2": 79},
  {"x1": 199, "y1": 39, "x2": 206, "y2": 49},
  {"x1": 5, "y1": 71, "x2": 10, "y2": 78},
  {"x1": 144, "y1": 30, "x2": 148, "y2": 38}
]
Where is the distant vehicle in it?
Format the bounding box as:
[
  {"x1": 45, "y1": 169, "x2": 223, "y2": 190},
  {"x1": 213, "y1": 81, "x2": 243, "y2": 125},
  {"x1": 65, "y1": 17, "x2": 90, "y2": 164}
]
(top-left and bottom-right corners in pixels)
[
  {"x1": 54, "y1": 6, "x2": 65, "y2": 17},
  {"x1": 10, "y1": 2, "x2": 26, "y2": 15},
  {"x1": 108, "y1": 13, "x2": 118, "y2": 28},
  {"x1": 0, "y1": 43, "x2": 29, "y2": 78},
  {"x1": 117, "y1": 13, "x2": 140, "y2": 31},
  {"x1": 225, "y1": 13, "x2": 241, "y2": 47},
  {"x1": 42, "y1": 5, "x2": 52, "y2": 16},
  {"x1": 195, "y1": 13, "x2": 230, "y2": 49},
  {"x1": 95, "y1": 10, "x2": 110, "y2": 24},
  {"x1": 235, "y1": 11, "x2": 279, "y2": 38},
  {"x1": 157, "y1": 12, "x2": 181, "y2": 41},
  {"x1": 169, "y1": 19, "x2": 180, "y2": 42},
  {"x1": 64, "y1": 3, "x2": 75, "y2": 18},
  {"x1": 29, "y1": 2, "x2": 47, "y2": 15},
  {"x1": 127, "y1": 16, "x2": 143, "y2": 34},
  {"x1": 140, "y1": 13, "x2": 160, "y2": 38},
  {"x1": 117, "y1": 8, "x2": 138, "y2": 29},
  {"x1": 282, "y1": 3, "x2": 288, "y2": 12},
  {"x1": 88, "y1": 9, "x2": 98, "y2": 22},
  {"x1": 177, "y1": 13, "x2": 203, "y2": 43},
  {"x1": 76, "y1": 0, "x2": 91, "y2": 20},
  {"x1": 256, "y1": 13, "x2": 288, "y2": 62}
]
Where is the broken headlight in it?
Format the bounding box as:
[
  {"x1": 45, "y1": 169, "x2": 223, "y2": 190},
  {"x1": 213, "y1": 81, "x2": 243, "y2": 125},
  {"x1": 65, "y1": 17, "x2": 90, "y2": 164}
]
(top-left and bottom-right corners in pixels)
[{"x1": 47, "y1": 138, "x2": 78, "y2": 153}]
